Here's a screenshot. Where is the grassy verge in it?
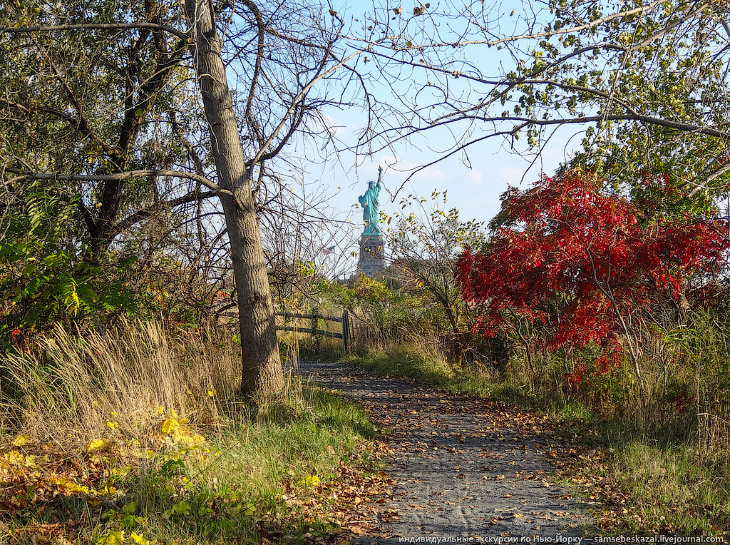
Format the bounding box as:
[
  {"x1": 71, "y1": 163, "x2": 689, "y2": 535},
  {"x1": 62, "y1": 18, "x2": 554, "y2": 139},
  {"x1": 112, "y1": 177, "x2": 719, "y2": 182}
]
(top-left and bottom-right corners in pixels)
[
  {"x1": 0, "y1": 322, "x2": 383, "y2": 544},
  {"x1": 342, "y1": 345, "x2": 492, "y2": 395},
  {"x1": 343, "y1": 345, "x2": 730, "y2": 536}
]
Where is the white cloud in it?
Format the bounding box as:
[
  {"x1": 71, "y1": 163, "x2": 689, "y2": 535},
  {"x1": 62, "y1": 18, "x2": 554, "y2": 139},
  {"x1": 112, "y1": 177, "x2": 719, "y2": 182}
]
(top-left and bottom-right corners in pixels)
[{"x1": 464, "y1": 169, "x2": 484, "y2": 185}]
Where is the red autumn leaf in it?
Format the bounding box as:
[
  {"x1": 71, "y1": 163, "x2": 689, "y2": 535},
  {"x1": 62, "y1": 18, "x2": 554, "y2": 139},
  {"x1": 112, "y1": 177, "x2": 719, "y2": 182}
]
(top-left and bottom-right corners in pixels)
[{"x1": 456, "y1": 169, "x2": 730, "y2": 374}]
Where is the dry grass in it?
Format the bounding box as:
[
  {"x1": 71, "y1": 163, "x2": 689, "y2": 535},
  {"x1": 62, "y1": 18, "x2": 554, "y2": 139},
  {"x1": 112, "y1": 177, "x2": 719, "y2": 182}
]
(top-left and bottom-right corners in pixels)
[
  {"x1": 0, "y1": 319, "x2": 242, "y2": 444},
  {"x1": 0, "y1": 320, "x2": 381, "y2": 544}
]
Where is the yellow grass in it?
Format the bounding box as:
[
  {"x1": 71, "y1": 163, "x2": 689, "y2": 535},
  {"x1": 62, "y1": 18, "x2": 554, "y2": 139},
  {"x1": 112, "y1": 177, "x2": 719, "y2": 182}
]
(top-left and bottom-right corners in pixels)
[{"x1": 0, "y1": 320, "x2": 241, "y2": 444}]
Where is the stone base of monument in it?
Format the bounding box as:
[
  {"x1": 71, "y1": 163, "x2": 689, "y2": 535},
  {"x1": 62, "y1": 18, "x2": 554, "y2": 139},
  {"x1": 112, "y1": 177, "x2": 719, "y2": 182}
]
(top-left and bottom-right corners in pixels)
[{"x1": 357, "y1": 234, "x2": 385, "y2": 277}]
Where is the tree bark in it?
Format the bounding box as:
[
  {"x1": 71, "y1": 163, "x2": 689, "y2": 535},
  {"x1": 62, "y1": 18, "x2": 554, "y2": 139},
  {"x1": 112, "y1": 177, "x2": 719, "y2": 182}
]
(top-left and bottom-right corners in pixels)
[{"x1": 184, "y1": 0, "x2": 284, "y2": 396}]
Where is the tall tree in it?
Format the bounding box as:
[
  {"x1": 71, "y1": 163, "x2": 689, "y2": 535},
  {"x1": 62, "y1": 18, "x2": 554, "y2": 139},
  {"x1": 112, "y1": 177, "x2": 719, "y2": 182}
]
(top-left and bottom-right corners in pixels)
[
  {"x1": 0, "y1": 0, "x2": 208, "y2": 334},
  {"x1": 1, "y1": 0, "x2": 364, "y2": 395},
  {"x1": 0, "y1": 0, "x2": 198, "y2": 256},
  {"x1": 182, "y1": 0, "x2": 284, "y2": 394}
]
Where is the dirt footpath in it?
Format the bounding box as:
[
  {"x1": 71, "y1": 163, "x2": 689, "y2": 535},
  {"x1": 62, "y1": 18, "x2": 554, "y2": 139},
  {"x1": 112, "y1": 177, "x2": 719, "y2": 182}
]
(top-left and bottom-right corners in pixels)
[{"x1": 298, "y1": 359, "x2": 592, "y2": 543}]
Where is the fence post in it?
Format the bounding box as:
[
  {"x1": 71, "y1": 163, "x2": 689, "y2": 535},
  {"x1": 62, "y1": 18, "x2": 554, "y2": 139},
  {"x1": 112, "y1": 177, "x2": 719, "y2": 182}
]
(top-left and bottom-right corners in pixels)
[
  {"x1": 342, "y1": 310, "x2": 350, "y2": 353},
  {"x1": 310, "y1": 307, "x2": 321, "y2": 350}
]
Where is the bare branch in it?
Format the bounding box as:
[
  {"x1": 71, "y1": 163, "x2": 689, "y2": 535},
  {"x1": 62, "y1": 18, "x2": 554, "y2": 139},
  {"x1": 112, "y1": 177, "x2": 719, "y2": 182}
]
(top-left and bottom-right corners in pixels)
[
  {"x1": 110, "y1": 190, "x2": 216, "y2": 237},
  {"x1": 250, "y1": 46, "x2": 367, "y2": 166},
  {"x1": 354, "y1": 0, "x2": 669, "y2": 51}
]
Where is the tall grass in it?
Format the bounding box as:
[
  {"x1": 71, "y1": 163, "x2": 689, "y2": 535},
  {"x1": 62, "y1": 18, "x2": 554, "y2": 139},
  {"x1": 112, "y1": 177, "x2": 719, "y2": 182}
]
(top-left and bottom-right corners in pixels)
[
  {"x1": 1, "y1": 320, "x2": 241, "y2": 443},
  {"x1": 0, "y1": 320, "x2": 380, "y2": 543}
]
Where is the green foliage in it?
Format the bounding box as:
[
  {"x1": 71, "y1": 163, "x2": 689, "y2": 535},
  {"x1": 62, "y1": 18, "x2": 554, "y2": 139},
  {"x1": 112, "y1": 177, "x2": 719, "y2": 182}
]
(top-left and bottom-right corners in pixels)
[
  {"x1": 381, "y1": 191, "x2": 488, "y2": 361},
  {"x1": 511, "y1": 0, "x2": 730, "y2": 207},
  {"x1": 323, "y1": 275, "x2": 436, "y2": 349},
  {"x1": 0, "y1": 0, "x2": 217, "y2": 343},
  {"x1": 0, "y1": 181, "x2": 138, "y2": 345}
]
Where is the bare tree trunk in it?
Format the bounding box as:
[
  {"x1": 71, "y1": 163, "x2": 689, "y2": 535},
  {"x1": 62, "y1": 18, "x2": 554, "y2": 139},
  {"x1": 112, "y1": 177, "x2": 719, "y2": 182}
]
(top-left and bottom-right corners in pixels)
[{"x1": 184, "y1": 0, "x2": 284, "y2": 396}]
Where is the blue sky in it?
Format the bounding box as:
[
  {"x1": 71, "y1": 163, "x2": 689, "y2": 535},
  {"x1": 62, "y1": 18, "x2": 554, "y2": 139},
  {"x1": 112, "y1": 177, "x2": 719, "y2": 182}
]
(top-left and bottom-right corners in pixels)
[
  {"x1": 280, "y1": 0, "x2": 584, "y2": 274},
  {"x1": 296, "y1": 109, "x2": 582, "y2": 277}
]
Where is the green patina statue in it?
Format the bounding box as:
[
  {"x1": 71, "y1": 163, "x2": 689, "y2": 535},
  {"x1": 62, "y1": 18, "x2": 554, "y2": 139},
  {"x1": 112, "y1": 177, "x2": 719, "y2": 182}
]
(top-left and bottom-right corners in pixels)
[{"x1": 358, "y1": 166, "x2": 383, "y2": 235}]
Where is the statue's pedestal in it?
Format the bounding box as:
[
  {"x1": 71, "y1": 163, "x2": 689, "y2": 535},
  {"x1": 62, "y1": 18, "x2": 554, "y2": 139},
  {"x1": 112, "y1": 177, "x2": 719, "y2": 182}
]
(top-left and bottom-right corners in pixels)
[{"x1": 357, "y1": 234, "x2": 385, "y2": 278}]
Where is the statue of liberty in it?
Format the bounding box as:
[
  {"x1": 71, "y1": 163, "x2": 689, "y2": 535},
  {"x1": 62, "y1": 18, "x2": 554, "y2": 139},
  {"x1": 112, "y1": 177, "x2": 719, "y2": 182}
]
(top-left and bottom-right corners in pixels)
[{"x1": 358, "y1": 166, "x2": 383, "y2": 235}]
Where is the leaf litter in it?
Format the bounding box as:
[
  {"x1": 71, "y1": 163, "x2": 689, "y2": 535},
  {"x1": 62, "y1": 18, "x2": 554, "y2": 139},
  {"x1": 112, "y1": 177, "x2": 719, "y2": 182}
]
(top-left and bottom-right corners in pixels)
[{"x1": 299, "y1": 360, "x2": 592, "y2": 541}]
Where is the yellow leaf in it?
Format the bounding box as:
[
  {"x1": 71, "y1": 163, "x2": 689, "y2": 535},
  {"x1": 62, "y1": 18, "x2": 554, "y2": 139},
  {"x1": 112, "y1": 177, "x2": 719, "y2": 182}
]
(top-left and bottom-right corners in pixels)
[
  {"x1": 86, "y1": 439, "x2": 113, "y2": 453},
  {"x1": 207, "y1": 388, "x2": 217, "y2": 397},
  {"x1": 161, "y1": 417, "x2": 177, "y2": 435},
  {"x1": 297, "y1": 474, "x2": 320, "y2": 487},
  {"x1": 131, "y1": 533, "x2": 148, "y2": 545},
  {"x1": 12, "y1": 435, "x2": 30, "y2": 447},
  {"x1": 4, "y1": 450, "x2": 24, "y2": 466},
  {"x1": 97, "y1": 530, "x2": 125, "y2": 545},
  {"x1": 244, "y1": 503, "x2": 256, "y2": 516}
]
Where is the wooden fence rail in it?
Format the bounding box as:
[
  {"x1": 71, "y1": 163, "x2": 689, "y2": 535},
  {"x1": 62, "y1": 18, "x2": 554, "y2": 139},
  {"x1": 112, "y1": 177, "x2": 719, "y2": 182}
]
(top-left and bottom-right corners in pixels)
[
  {"x1": 276, "y1": 326, "x2": 342, "y2": 339},
  {"x1": 277, "y1": 311, "x2": 343, "y2": 323},
  {"x1": 217, "y1": 309, "x2": 353, "y2": 352},
  {"x1": 275, "y1": 310, "x2": 351, "y2": 353}
]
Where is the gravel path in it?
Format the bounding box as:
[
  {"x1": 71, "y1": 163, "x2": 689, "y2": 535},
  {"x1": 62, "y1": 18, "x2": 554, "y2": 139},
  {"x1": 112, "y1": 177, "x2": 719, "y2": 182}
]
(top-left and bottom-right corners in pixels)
[{"x1": 298, "y1": 359, "x2": 592, "y2": 544}]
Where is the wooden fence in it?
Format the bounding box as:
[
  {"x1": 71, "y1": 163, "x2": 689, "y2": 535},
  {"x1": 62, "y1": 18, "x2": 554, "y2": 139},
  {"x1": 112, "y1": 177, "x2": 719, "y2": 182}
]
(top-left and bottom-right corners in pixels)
[
  {"x1": 275, "y1": 310, "x2": 352, "y2": 353},
  {"x1": 217, "y1": 307, "x2": 356, "y2": 352}
]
